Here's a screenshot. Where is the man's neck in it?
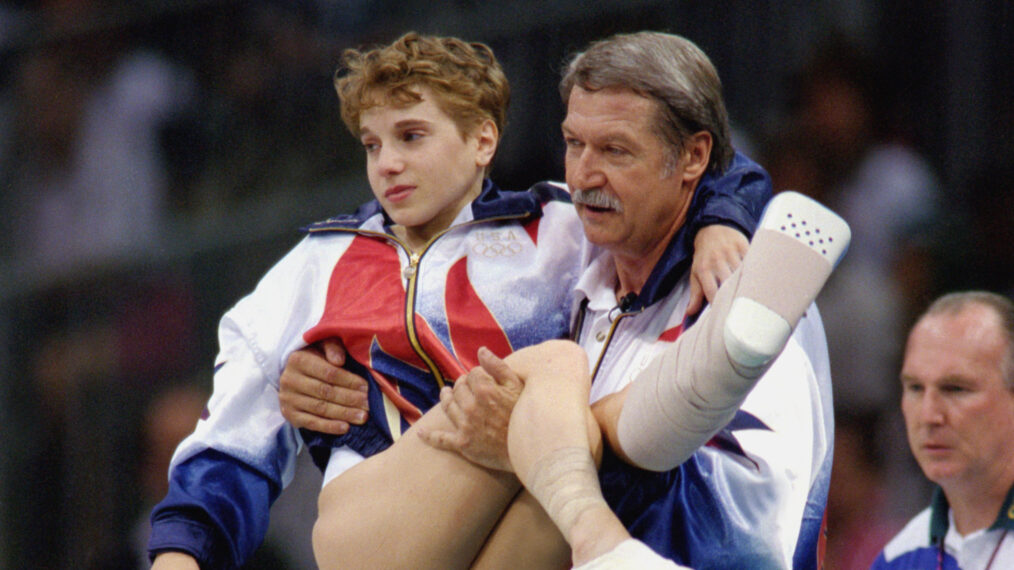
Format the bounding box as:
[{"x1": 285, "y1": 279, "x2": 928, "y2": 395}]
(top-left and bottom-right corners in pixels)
[
  {"x1": 611, "y1": 179, "x2": 697, "y2": 300},
  {"x1": 946, "y1": 476, "x2": 1014, "y2": 535},
  {"x1": 612, "y1": 222, "x2": 682, "y2": 301},
  {"x1": 612, "y1": 253, "x2": 654, "y2": 301}
]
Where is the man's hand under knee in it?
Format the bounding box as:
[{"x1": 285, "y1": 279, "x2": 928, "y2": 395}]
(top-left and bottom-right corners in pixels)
[
  {"x1": 279, "y1": 338, "x2": 370, "y2": 434},
  {"x1": 418, "y1": 347, "x2": 523, "y2": 472}
]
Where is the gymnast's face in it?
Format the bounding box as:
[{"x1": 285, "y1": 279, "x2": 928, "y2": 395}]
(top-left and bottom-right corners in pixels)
[{"x1": 359, "y1": 86, "x2": 497, "y2": 249}]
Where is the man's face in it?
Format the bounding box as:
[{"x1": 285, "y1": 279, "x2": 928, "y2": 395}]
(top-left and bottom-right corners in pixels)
[
  {"x1": 562, "y1": 86, "x2": 695, "y2": 261},
  {"x1": 359, "y1": 86, "x2": 492, "y2": 245},
  {"x1": 900, "y1": 305, "x2": 1014, "y2": 491}
]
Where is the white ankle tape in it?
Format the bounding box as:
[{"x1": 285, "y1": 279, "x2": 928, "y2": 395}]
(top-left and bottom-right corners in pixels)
[
  {"x1": 723, "y1": 191, "x2": 851, "y2": 370},
  {"x1": 723, "y1": 297, "x2": 791, "y2": 370},
  {"x1": 573, "y1": 539, "x2": 685, "y2": 570},
  {"x1": 525, "y1": 447, "x2": 604, "y2": 539}
]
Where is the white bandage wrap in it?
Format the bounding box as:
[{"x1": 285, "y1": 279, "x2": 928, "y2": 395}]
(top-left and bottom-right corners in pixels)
[
  {"x1": 572, "y1": 539, "x2": 687, "y2": 570},
  {"x1": 616, "y1": 192, "x2": 850, "y2": 472},
  {"x1": 524, "y1": 446, "x2": 604, "y2": 540},
  {"x1": 723, "y1": 297, "x2": 791, "y2": 371},
  {"x1": 617, "y1": 287, "x2": 747, "y2": 471}
]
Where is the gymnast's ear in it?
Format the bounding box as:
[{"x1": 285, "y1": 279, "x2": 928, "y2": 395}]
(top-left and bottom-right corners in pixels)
[{"x1": 473, "y1": 119, "x2": 499, "y2": 169}]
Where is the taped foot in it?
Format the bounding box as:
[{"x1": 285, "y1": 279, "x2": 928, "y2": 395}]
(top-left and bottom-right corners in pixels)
[
  {"x1": 758, "y1": 190, "x2": 850, "y2": 267},
  {"x1": 724, "y1": 191, "x2": 850, "y2": 372}
]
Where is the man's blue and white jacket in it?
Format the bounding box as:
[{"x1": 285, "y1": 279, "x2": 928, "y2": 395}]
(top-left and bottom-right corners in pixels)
[{"x1": 872, "y1": 486, "x2": 1014, "y2": 569}]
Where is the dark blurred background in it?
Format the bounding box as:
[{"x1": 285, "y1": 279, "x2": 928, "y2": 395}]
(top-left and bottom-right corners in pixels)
[{"x1": 0, "y1": 1, "x2": 1010, "y2": 568}]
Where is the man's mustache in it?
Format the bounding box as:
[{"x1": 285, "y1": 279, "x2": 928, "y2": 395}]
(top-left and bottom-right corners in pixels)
[{"x1": 572, "y1": 188, "x2": 624, "y2": 212}]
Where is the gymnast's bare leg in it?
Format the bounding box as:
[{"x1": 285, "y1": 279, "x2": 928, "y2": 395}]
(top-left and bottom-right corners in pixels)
[
  {"x1": 312, "y1": 341, "x2": 596, "y2": 569},
  {"x1": 312, "y1": 406, "x2": 520, "y2": 569}
]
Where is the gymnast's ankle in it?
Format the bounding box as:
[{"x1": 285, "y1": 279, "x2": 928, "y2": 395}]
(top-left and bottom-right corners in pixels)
[{"x1": 569, "y1": 505, "x2": 630, "y2": 566}]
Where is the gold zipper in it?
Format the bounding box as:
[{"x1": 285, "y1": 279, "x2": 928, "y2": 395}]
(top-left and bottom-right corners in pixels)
[
  {"x1": 400, "y1": 246, "x2": 446, "y2": 387},
  {"x1": 400, "y1": 213, "x2": 533, "y2": 388},
  {"x1": 310, "y1": 213, "x2": 532, "y2": 390}
]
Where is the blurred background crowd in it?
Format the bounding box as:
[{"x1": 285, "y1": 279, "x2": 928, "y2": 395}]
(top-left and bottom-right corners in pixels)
[{"x1": 0, "y1": 1, "x2": 1010, "y2": 568}]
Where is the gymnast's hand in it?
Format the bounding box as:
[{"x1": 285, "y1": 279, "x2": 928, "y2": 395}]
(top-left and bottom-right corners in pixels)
[
  {"x1": 279, "y1": 338, "x2": 369, "y2": 434},
  {"x1": 418, "y1": 347, "x2": 524, "y2": 472},
  {"x1": 686, "y1": 224, "x2": 749, "y2": 317}
]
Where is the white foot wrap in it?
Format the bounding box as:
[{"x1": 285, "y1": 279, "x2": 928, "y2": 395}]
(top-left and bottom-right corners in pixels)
[
  {"x1": 617, "y1": 191, "x2": 850, "y2": 471},
  {"x1": 573, "y1": 539, "x2": 686, "y2": 570},
  {"x1": 525, "y1": 447, "x2": 604, "y2": 540},
  {"x1": 722, "y1": 191, "x2": 850, "y2": 370},
  {"x1": 723, "y1": 297, "x2": 790, "y2": 370}
]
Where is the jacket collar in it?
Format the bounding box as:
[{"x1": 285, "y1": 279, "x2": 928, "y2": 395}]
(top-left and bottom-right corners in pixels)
[
  {"x1": 303, "y1": 179, "x2": 569, "y2": 233},
  {"x1": 929, "y1": 483, "x2": 1014, "y2": 544}
]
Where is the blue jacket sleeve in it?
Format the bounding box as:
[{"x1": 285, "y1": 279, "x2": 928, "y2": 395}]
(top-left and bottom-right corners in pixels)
[
  {"x1": 689, "y1": 151, "x2": 773, "y2": 238},
  {"x1": 145, "y1": 234, "x2": 318, "y2": 568},
  {"x1": 148, "y1": 449, "x2": 282, "y2": 569}
]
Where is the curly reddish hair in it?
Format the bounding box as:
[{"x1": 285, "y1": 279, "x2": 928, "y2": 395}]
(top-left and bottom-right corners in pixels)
[{"x1": 335, "y1": 32, "x2": 510, "y2": 145}]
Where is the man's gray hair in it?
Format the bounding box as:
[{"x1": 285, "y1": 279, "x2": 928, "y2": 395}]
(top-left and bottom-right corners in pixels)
[
  {"x1": 560, "y1": 31, "x2": 733, "y2": 173},
  {"x1": 921, "y1": 290, "x2": 1014, "y2": 390}
]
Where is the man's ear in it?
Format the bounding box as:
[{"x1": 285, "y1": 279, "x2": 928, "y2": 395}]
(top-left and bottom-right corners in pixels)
[
  {"x1": 474, "y1": 119, "x2": 499, "y2": 169},
  {"x1": 680, "y1": 131, "x2": 713, "y2": 182}
]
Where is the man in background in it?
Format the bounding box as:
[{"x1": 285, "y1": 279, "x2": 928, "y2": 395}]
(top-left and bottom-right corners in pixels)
[{"x1": 873, "y1": 291, "x2": 1014, "y2": 568}]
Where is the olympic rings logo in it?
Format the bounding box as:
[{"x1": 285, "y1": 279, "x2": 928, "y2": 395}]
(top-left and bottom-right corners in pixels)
[{"x1": 471, "y1": 240, "x2": 524, "y2": 257}]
